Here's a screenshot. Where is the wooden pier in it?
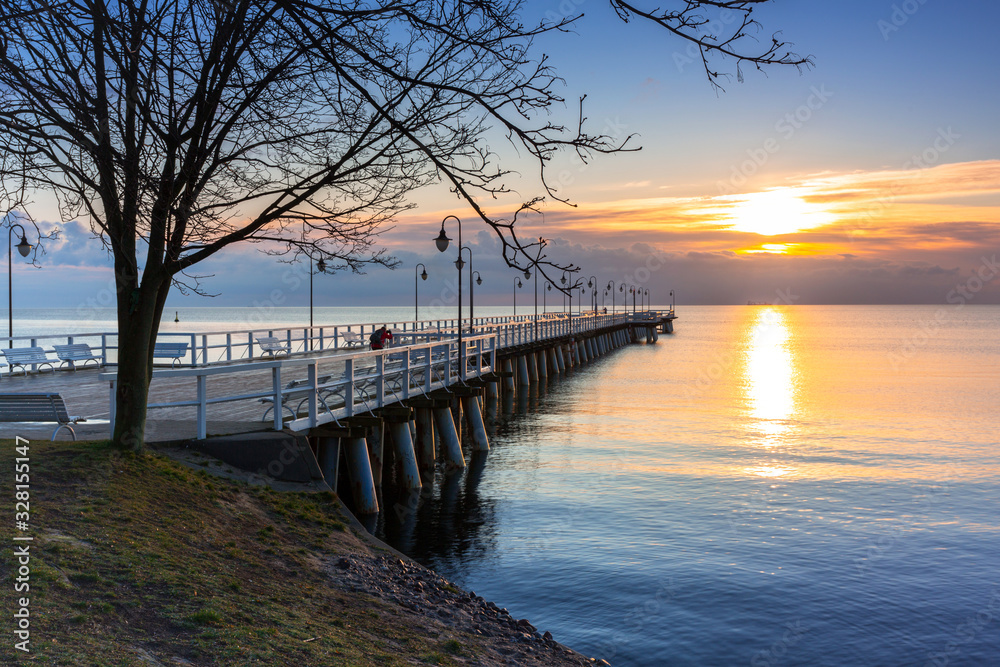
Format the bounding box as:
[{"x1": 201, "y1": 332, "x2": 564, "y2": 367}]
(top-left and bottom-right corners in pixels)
[{"x1": 0, "y1": 309, "x2": 675, "y2": 512}]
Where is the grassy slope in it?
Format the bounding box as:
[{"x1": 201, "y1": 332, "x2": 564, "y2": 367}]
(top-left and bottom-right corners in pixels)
[{"x1": 0, "y1": 439, "x2": 475, "y2": 666}]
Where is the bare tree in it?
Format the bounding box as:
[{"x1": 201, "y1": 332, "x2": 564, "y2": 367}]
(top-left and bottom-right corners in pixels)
[{"x1": 0, "y1": 0, "x2": 809, "y2": 449}]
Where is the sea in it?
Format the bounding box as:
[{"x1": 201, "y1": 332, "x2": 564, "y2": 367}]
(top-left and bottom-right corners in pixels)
[{"x1": 16, "y1": 304, "x2": 1000, "y2": 665}]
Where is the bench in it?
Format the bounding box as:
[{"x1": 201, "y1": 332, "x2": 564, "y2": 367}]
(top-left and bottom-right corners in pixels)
[
  {"x1": 153, "y1": 342, "x2": 189, "y2": 367},
  {"x1": 2, "y1": 347, "x2": 56, "y2": 375},
  {"x1": 255, "y1": 336, "x2": 291, "y2": 358},
  {"x1": 340, "y1": 331, "x2": 367, "y2": 349},
  {"x1": 0, "y1": 393, "x2": 81, "y2": 440},
  {"x1": 53, "y1": 343, "x2": 104, "y2": 371}
]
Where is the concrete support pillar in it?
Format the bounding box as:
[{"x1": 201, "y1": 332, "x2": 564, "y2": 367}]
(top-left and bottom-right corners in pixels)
[
  {"x1": 548, "y1": 347, "x2": 560, "y2": 374},
  {"x1": 502, "y1": 357, "x2": 515, "y2": 391},
  {"x1": 345, "y1": 436, "x2": 378, "y2": 514},
  {"x1": 450, "y1": 396, "x2": 462, "y2": 443},
  {"x1": 517, "y1": 354, "x2": 530, "y2": 386},
  {"x1": 366, "y1": 423, "x2": 384, "y2": 487},
  {"x1": 388, "y1": 420, "x2": 422, "y2": 490},
  {"x1": 579, "y1": 338, "x2": 589, "y2": 363},
  {"x1": 434, "y1": 406, "x2": 466, "y2": 470},
  {"x1": 527, "y1": 352, "x2": 538, "y2": 383},
  {"x1": 462, "y1": 395, "x2": 490, "y2": 452},
  {"x1": 317, "y1": 437, "x2": 340, "y2": 494},
  {"x1": 414, "y1": 408, "x2": 436, "y2": 486},
  {"x1": 556, "y1": 345, "x2": 566, "y2": 372},
  {"x1": 536, "y1": 351, "x2": 548, "y2": 380}
]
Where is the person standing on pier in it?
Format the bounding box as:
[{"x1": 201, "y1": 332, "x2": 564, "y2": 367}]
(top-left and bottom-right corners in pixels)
[{"x1": 369, "y1": 325, "x2": 393, "y2": 350}]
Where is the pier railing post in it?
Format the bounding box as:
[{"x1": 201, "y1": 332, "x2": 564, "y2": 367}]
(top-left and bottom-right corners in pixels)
[
  {"x1": 196, "y1": 374, "x2": 207, "y2": 440},
  {"x1": 271, "y1": 366, "x2": 283, "y2": 431},
  {"x1": 307, "y1": 362, "x2": 318, "y2": 428}
]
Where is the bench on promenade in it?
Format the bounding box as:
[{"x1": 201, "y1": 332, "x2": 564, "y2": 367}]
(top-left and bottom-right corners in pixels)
[
  {"x1": 255, "y1": 336, "x2": 291, "y2": 358},
  {"x1": 340, "y1": 331, "x2": 366, "y2": 349},
  {"x1": 0, "y1": 393, "x2": 81, "y2": 440},
  {"x1": 153, "y1": 342, "x2": 190, "y2": 367},
  {"x1": 2, "y1": 347, "x2": 56, "y2": 375},
  {"x1": 53, "y1": 343, "x2": 104, "y2": 371}
]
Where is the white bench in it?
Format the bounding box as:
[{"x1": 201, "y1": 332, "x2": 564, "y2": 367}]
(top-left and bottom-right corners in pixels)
[
  {"x1": 340, "y1": 331, "x2": 366, "y2": 349},
  {"x1": 153, "y1": 342, "x2": 189, "y2": 367},
  {"x1": 2, "y1": 347, "x2": 56, "y2": 375},
  {"x1": 255, "y1": 336, "x2": 291, "y2": 358},
  {"x1": 0, "y1": 393, "x2": 81, "y2": 440},
  {"x1": 53, "y1": 343, "x2": 104, "y2": 371}
]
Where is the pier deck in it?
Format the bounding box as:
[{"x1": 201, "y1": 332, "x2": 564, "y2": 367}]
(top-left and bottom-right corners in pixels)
[{"x1": 0, "y1": 310, "x2": 674, "y2": 442}]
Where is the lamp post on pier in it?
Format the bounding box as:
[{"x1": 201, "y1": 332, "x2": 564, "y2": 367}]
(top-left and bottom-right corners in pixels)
[
  {"x1": 307, "y1": 253, "x2": 327, "y2": 350},
  {"x1": 643, "y1": 288, "x2": 650, "y2": 311},
  {"x1": 544, "y1": 282, "x2": 552, "y2": 313},
  {"x1": 470, "y1": 269, "x2": 482, "y2": 333},
  {"x1": 7, "y1": 223, "x2": 32, "y2": 347},
  {"x1": 607, "y1": 280, "x2": 616, "y2": 315},
  {"x1": 414, "y1": 263, "x2": 428, "y2": 322},
  {"x1": 513, "y1": 276, "x2": 523, "y2": 317},
  {"x1": 434, "y1": 215, "x2": 465, "y2": 372},
  {"x1": 587, "y1": 276, "x2": 598, "y2": 314},
  {"x1": 461, "y1": 246, "x2": 478, "y2": 332},
  {"x1": 670, "y1": 289, "x2": 675, "y2": 312}
]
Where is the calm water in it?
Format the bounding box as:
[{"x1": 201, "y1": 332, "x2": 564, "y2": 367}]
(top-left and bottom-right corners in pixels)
[{"x1": 373, "y1": 305, "x2": 1000, "y2": 666}]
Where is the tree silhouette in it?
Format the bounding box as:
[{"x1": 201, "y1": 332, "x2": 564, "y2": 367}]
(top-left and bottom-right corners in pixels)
[{"x1": 0, "y1": 0, "x2": 809, "y2": 448}]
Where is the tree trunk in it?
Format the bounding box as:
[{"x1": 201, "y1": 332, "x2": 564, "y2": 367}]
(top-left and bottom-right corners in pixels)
[{"x1": 112, "y1": 276, "x2": 170, "y2": 451}]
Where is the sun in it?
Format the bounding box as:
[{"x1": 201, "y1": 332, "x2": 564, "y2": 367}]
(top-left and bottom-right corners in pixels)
[{"x1": 726, "y1": 188, "x2": 836, "y2": 236}]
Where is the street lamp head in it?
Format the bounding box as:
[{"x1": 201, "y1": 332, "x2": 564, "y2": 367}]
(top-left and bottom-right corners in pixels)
[
  {"x1": 546, "y1": 283, "x2": 552, "y2": 291},
  {"x1": 560, "y1": 274, "x2": 567, "y2": 285},
  {"x1": 16, "y1": 234, "x2": 31, "y2": 258},
  {"x1": 316, "y1": 257, "x2": 327, "y2": 273},
  {"x1": 619, "y1": 284, "x2": 624, "y2": 292},
  {"x1": 455, "y1": 257, "x2": 465, "y2": 271},
  {"x1": 515, "y1": 278, "x2": 522, "y2": 288},
  {"x1": 587, "y1": 279, "x2": 593, "y2": 288},
  {"x1": 434, "y1": 223, "x2": 451, "y2": 253},
  {"x1": 420, "y1": 268, "x2": 428, "y2": 281},
  {"x1": 476, "y1": 275, "x2": 482, "y2": 286},
  {"x1": 523, "y1": 269, "x2": 531, "y2": 280}
]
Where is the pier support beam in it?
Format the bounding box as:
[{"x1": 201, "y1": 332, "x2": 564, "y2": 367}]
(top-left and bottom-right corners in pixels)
[
  {"x1": 414, "y1": 408, "x2": 436, "y2": 486},
  {"x1": 548, "y1": 347, "x2": 560, "y2": 374},
  {"x1": 433, "y1": 406, "x2": 466, "y2": 470},
  {"x1": 502, "y1": 358, "x2": 515, "y2": 391},
  {"x1": 527, "y1": 352, "x2": 538, "y2": 383},
  {"x1": 366, "y1": 423, "x2": 384, "y2": 487},
  {"x1": 517, "y1": 355, "x2": 530, "y2": 387},
  {"x1": 536, "y1": 351, "x2": 548, "y2": 380},
  {"x1": 579, "y1": 338, "x2": 589, "y2": 364},
  {"x1": 461, "y1": 395, "x2": 490, "y2": 452},
  {"x1": 345, "y1": 436, "x2": 379, "y2": 514},
  {"x1": 317, "y1": 437, "x2": 340, "y2": 494},
  {"x1": 387, "y1": 420, "x2": 421, "y2": 490}
]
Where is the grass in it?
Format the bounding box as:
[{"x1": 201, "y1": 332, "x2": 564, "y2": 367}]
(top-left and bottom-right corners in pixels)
[{"x1": 0, "y1": 439, "x2": 461, "y2": 666}]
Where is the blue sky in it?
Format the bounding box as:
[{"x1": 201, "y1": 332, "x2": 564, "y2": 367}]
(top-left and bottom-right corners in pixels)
[{"x1": 11, "y1": 0, "x2": 1000, "y2": 308}]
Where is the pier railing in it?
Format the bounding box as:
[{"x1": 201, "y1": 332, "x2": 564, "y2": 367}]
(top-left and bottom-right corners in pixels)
[
  {"x1": 101, "y1": 333, "x2": 500, "y2": 439},
  {"x1": 4, "y1": 308, "x2": 673, "y2": 371}
]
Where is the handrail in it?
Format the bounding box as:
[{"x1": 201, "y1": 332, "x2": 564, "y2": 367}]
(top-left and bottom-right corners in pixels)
[{"x1": 101, "y1": 333, "x2": 500, "y2": 439}]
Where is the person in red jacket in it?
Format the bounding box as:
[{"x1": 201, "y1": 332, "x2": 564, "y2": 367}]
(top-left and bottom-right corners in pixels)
[{"x1": 369, "y1": 325, "x2": 393, "y2": 350}]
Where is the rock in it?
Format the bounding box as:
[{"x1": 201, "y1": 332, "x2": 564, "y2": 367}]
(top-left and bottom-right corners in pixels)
[
  {"x1": 517, "y1": 618, "x2": 537, "y2": 633},
  {"x1": 544, "y1": 631, "x2": 553, "y2": 641},
  {"x1": 336, "y1": 557, "x2": 351, "y2": 570}
]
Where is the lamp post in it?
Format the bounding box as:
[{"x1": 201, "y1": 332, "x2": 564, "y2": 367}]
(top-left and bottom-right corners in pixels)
[
  {"x1": 607, "y1": 280, "x2": 616, "y2": 314},
  {"x1": 629, "y1": 285, "x2": 636, "y2": 314},
  {"x1": 670, "y1": 289, "x2": 675, "y2": 312},
  {"x1": 461, "y1": 246, "x2": 477, "y2": 332},
  {"x1": 471, "y1": 269, "x2": 482, "y2": 333},
  {"x1": 587, "y1": 276, "x2": 597, "y2": 313},
  {"x1": 307, "y1": 254, "x2": 327, "y2": 350},
  {"x1": 435, "y1": 215, "x2": 464, "y2": 372},
  {"x1": 414, "y1": 263, "x2": 428, "y2": 322},
  {"x1": 513, "y1": 276, "x2": 523, "y2": 317},
  {"x1": 643, "y1": 288, "x2": 650, "y2": 311},
  {"x1": 560, "y1": 271, "x2": 572, "y2": 317},
  {"x1": 7, "y1": 223, "x2": 32, "y2": 347},
  {"x1": 544, "y1": 282, "x2": 552, "y2": 313}
]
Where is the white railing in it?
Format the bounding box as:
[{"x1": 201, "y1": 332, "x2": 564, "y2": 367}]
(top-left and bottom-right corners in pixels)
[
  {"x1": 101, "y1": 334, "x2": 499, "y2": 439},
  {"x1": 4, "y1": 308, "x2": 674, "y2": 376}
]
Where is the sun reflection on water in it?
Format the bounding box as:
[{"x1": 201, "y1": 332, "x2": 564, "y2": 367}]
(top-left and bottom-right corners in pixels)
[{"x1": 742, "y1": 309, "x2": 799, "y2": 474}]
